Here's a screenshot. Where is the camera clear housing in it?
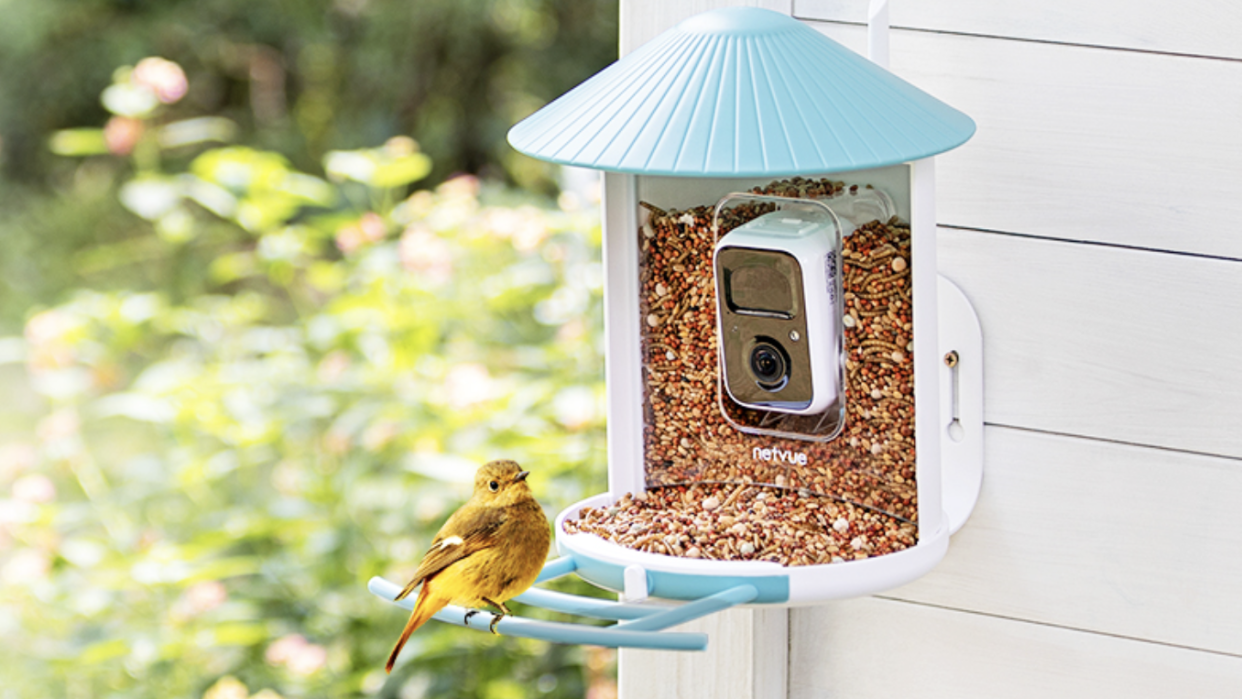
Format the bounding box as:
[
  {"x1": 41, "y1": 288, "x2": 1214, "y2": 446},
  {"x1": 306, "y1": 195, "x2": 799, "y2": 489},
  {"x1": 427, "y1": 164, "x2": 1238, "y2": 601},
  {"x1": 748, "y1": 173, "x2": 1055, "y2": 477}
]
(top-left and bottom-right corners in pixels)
[{"x1": 714, "y1": 198, "x2": 844, "y2": 422}]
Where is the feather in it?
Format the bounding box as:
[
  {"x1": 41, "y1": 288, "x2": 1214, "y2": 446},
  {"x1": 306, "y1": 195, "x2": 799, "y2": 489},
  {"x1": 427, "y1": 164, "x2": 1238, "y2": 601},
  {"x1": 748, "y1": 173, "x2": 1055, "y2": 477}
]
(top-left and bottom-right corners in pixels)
[{"x1": 386, "y1": 579, "x2": 450, "y2": 673}]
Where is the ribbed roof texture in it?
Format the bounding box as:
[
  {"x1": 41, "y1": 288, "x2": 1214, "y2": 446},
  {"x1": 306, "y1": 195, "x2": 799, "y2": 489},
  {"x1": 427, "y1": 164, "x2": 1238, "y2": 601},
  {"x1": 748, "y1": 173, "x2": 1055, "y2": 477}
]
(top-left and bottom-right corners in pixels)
[{"x1": 507, "y1": 7, "x2": 975, "y2": 176}]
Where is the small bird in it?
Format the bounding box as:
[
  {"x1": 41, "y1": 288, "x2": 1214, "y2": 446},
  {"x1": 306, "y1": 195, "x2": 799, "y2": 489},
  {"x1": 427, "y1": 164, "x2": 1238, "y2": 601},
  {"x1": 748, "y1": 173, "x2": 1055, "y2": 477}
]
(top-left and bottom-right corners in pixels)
[{"x1": 385, "y1": 459, "x2": 551, "y2": 673}]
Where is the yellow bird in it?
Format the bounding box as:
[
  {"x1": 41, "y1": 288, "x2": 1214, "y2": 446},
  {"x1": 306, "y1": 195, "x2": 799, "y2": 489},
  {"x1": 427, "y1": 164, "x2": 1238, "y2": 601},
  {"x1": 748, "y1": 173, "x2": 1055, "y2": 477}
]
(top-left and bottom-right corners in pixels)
[{"x1": 385, "y1": 460, "x2": 551, "y2": 673}]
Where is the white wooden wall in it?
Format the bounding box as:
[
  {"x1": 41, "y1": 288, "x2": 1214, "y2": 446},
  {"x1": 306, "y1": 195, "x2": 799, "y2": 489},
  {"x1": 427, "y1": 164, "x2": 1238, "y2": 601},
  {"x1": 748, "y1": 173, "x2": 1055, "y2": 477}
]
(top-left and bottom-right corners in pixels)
[{"x1": 617, "y1": 1, "x2": 1242, "y2": 697}]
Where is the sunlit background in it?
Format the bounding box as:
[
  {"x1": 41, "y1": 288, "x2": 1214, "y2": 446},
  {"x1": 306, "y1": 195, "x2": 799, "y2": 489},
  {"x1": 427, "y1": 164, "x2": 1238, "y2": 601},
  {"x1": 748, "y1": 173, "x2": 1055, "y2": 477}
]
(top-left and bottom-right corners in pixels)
[{"x1": 0, "y1": 1, "x2": 619, "y2": 697}]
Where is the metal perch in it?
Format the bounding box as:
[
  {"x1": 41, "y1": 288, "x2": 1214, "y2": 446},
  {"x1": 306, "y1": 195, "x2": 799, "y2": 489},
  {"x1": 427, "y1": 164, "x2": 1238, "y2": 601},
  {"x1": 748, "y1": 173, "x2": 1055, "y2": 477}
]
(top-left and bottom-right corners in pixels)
[{"x1": 368, "y1": 556, "x2": 758, "y2": 651}]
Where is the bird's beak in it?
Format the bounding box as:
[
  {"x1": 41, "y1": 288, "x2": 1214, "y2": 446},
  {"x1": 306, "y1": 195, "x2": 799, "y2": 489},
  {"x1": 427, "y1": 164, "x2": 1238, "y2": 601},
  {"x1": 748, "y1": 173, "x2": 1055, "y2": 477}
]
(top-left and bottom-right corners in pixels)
[{"x1": 515, "y1": 471, "x2": 530, "y2": 482}]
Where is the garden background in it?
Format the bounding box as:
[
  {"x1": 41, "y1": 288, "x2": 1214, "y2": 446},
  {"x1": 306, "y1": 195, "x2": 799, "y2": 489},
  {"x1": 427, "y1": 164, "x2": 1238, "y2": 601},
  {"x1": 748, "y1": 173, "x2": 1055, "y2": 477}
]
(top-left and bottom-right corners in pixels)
[{"x1": 0, "y1": 1, "x2": 620, "y2": 697}]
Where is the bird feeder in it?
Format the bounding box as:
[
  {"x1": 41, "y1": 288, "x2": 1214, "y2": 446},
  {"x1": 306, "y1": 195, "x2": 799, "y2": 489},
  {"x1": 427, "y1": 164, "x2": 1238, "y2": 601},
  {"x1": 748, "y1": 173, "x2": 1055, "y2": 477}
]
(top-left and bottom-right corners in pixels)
[{"x1": 372, "y1": 4, "x2": 983, "y2": 650}]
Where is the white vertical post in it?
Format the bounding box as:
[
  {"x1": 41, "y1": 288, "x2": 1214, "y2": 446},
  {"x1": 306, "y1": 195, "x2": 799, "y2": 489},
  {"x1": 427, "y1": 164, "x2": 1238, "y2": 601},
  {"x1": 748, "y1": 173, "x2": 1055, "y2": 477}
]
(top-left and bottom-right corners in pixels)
[
  {"x1": 910, "y1": 158, "x2": 944, "y2": 539},
  {"x1": 602, "y1": 171, "x2": 647, "y2": 500},
  {"x1": 619, "y1": 608, "x2": 788, "y2": 699},
  {"x1": 867, "y1": 0, "x2": 891, "y2": 69}
]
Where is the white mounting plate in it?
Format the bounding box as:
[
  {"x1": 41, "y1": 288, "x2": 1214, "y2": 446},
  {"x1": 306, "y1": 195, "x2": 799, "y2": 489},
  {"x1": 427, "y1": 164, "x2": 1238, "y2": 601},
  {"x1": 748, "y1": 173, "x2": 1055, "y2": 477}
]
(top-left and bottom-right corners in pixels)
[{"x1": 937, "y1": 275, "x2": 984, "y2": 535}]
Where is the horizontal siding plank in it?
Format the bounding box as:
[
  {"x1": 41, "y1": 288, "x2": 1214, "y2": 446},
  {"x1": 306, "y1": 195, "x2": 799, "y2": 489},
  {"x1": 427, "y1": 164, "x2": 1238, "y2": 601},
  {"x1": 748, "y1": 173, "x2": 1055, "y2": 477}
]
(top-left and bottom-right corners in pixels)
[
  {"x1": 888, "y1": 426, "x2": 1242, "y2": 656},
  {"x1": 940, "y1": 227, "x2": 1242, "y2": 458},
  {"x1": 789, "y1": 596, "x2": 1242, "y2": 699},
  {"x1": 808, "y1": 21, "x2": 1242, "y2": 260},
  {"x1": 794, "y1": 0, "x2": 1242, "y2": 60}
]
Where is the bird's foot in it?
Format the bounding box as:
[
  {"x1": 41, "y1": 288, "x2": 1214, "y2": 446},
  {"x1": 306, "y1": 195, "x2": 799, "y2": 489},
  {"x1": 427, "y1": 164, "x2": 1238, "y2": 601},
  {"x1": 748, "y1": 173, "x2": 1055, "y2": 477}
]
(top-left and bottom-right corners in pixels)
[
  {"x1": 481, "y1": 597, "x2": 511, "y2": 635},
  {"x1": 463, "y1": 609, "x2": 480, "y2": 626}
]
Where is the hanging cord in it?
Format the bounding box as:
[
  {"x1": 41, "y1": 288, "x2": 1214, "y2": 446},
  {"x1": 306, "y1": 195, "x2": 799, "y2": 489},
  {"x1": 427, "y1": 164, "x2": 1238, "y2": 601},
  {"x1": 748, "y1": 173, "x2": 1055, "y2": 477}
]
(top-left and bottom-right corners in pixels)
[{"x1": 868, "y1": 0, "x2": 891, "y2": 69}]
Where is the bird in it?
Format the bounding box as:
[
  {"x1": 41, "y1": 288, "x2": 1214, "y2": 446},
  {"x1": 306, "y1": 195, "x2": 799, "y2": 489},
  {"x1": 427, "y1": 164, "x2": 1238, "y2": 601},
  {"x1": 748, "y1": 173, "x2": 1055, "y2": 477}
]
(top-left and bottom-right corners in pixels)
[{"x1": 385, "y1": 459, "x2": 551, "y2": 673}]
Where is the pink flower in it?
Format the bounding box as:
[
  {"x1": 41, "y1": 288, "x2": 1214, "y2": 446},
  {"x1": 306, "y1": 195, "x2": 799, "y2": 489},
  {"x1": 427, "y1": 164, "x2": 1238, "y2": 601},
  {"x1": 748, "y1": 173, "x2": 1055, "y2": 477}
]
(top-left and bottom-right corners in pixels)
[
  {"x1": 270, "y1": 461, "x2": 302, "y2": 495},
  {"x1": 481, "y1": 206, "x2": 547, "y2": 252},
  {"x1": 335, "y1": 225, "x2": 364, "y2": 254},
  {"x1": 323, "y1": 430, "x2": 350, "y2": 455},
  {"x1": 553, "y1": 387, "x2": 597, "y2": 431},
  {"x1": 173, "y1": 580, "x2": 228, "y2": 621},
  {"x1": 0, "y1": 443, "x2": 37, "y2": 484},
  {"x1": 337, "y1": 214, "x2": 387, "y2": 254},
  {"x1": 186, "y1": 581, "x2": 227, "y2": 613},
  {"x1": 24, "y1": 309, "x2": 73, "y2": 346},
  {"x1": 24, "y1": 309, "x2": 78, "y2": 370},
  {"x1": 286, "y1": 643, "x2": 327, "y2": 676},
  {"x1": 398, "y1": 226, "x2": 452, "y2": 284},
  {"x1": 1, "y1": 548, "x2": 50, "y2": 585},
  {"x1": 316, "y1": 351, "x2": 351, "y2": 383},
  {"x1": 444, "y1": 363, "x2": 493, "y2": 409},
  {"x1": 437, "y1": 174, "x2": 479, "y2": 200},
  {"x1": 132, "y1": 57, "x2": 188, "y2": 104},
  {"x1": 358, "y1": 212, "x2": 387, "y2": 242},
  {"x1": 12, "y1": 474, "x2": 55, "y2": 504},
  {"x1": 36, "y1": 409, "x2": 80, "y2": 444},
  {"x1": 265, "y1": 634, "x2": 326, "y2": 676},
  {"x1": 103, "y1": 116, "x2": 145, "y2": 155}
]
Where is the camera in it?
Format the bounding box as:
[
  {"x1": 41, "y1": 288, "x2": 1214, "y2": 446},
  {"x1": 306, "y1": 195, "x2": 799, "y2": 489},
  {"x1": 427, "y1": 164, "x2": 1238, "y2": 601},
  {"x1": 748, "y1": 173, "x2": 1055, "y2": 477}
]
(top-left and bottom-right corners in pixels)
[{"x1": 713, "y1": 209, "x2": 841, "y2": 415}]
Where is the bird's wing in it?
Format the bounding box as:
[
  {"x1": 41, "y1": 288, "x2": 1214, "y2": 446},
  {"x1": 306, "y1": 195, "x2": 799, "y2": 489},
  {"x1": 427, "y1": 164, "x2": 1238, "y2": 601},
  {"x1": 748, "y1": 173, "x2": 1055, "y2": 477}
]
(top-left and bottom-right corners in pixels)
[{"x1": 393, "y1": 505, "x2": 508, "y2": 601}]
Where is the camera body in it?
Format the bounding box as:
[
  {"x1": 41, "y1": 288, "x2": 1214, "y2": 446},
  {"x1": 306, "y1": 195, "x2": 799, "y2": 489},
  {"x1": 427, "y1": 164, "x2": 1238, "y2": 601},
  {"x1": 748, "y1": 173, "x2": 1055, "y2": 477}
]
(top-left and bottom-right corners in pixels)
[{"x1": 713, "y1": 211, "x2": 841, "y2": 416}]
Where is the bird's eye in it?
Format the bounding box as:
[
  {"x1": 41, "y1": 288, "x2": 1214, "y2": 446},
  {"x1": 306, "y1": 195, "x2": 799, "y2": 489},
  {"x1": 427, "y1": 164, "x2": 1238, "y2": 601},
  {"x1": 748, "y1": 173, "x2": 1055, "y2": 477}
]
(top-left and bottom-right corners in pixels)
[{"x1": 488, "y1": 480, "x2": 499, "y2": 492}]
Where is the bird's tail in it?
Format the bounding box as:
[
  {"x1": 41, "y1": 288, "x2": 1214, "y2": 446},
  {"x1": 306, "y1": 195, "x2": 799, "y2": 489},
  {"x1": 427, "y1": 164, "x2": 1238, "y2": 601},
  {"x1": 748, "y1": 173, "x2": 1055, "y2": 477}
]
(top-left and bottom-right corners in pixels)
[{"x1": 386, "y1": 580, "x2": 448, "y2": 673}]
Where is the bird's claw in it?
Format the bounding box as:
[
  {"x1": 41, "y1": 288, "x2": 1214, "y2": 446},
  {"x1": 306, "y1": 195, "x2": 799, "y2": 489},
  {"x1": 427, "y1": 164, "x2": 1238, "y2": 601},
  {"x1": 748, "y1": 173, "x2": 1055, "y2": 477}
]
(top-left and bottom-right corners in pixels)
[
  {"x1": 464, "y1": 607, "x2": 501, "y2": 633},
  {"x1": 480, "y1": 596, "x2": 509, "y2": 634}
]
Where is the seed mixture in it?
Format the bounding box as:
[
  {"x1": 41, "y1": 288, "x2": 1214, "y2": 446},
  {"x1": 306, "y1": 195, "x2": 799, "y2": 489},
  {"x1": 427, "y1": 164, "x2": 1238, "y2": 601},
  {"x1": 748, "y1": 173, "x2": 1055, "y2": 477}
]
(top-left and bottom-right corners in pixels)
[
  {"x1": 566, "y1": 177, "x2": 919, "y2": 566},
  {"x1": 563, "y1": 484, "x2": 917, "y2": 566}
]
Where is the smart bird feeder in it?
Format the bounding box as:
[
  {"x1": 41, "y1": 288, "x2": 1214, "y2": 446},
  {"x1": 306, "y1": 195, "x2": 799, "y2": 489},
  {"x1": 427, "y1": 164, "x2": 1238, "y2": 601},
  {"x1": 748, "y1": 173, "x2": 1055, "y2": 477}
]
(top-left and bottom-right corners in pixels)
[{"x1": 371, "y1": 4, "x2": 983, "y2": 651}]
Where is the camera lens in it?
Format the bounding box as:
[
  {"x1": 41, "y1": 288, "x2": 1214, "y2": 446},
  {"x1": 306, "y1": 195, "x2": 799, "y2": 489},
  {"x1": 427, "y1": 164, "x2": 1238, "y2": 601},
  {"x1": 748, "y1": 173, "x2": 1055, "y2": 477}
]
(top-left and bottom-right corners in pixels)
[{"x1": 749, "y1": 341, "x2": 789, "y2": 391}]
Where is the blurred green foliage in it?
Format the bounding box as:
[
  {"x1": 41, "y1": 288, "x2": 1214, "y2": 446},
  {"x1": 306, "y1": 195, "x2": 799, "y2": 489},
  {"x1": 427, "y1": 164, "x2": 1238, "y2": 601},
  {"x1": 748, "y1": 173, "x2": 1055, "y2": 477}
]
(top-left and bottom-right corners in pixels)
[
  {"x1": 0, "y1": 0, "x2": 615, "y2": 185},
  {"x1": 0, "y1": 8, "x2": 617, "y2": 698},
  {"x1": 0, "y1": 0, "x2": 617, "y2": 330}
]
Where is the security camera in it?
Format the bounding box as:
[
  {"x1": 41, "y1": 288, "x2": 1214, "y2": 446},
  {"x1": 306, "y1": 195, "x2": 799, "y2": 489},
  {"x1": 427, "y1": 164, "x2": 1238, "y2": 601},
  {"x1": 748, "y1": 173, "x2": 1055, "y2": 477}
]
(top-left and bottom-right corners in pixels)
[{"x1": 713, "y1": 210, "x2": 841, "y2": 415}]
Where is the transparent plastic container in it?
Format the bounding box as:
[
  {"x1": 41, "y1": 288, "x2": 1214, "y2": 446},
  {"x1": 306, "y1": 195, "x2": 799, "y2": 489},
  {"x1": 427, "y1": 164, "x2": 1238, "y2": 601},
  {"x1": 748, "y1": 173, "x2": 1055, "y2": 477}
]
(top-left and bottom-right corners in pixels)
[{"x1": 638, "y1": 178, "x2": 915, "y2": 525}]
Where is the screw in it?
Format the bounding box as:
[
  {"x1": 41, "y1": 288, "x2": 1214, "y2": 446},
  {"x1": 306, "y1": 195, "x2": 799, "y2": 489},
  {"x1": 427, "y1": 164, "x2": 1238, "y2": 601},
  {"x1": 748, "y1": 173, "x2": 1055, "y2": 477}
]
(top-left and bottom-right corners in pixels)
[
  {"x1": 944, "y1": 351, "x2": 959, "y2": 368},
  {"x1": 789, "y1": 330, "x2": 801, "y2": 342}
]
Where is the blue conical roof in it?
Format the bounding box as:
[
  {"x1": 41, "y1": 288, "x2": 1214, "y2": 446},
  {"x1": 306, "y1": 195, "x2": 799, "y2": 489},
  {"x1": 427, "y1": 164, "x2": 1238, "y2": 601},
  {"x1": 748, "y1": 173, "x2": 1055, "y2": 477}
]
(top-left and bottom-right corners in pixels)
[{"x1": 508, "y1": 7, "x2": 974, "y2": 177}]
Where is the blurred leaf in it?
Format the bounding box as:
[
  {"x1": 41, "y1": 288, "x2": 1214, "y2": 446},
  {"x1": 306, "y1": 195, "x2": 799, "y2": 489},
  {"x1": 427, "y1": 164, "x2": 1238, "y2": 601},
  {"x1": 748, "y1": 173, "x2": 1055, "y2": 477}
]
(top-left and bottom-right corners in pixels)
[
  {"x1": 157, "y1": 117, "x2": 238, "y2": 149},
  {"x1": 209, "y1": 252, "x2": 259, "y2": 284},
  {"x1": 155, "y1": 206, "x2": 196, "y2": 243},
  {"x1": 101, "y1": 82, "x2": 158, "y2": 118},
  {"x1": 48, "y1": 128, "x2": 108, "y2": 156},
  {"x1": 91, "y1": 393, "x2": 177, "y2": 423},
  {"x1": 209, "y1": 622, "x2": 270, "y2": 647},
  {"x1": 371, "y1": 153, "x2": 432, "y2": 189},
  {"x1": 323, "y1": 150, "x2": 375, "y2": 184},
  {"x1": 276, "y1": 173, "x2": 335, "y2": 206},
  {"x1": 191, "y1": 147, "x2": 292, "y2": 193},
  {"x1": 324, "y1": 146, "x2": 431, "y2": 190},
  {"x1": 186, "y1": 556, "x2": 264, "y2": 582},
  {"x1": 180, "y1": 174, "x2": 238, "y2": 218},
  {"x1": 119, "y1": 176, "x2": 181, "y2": 220},
  {"x1": 80, "y1": 638, "x2": 129, "y2": 664}
]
